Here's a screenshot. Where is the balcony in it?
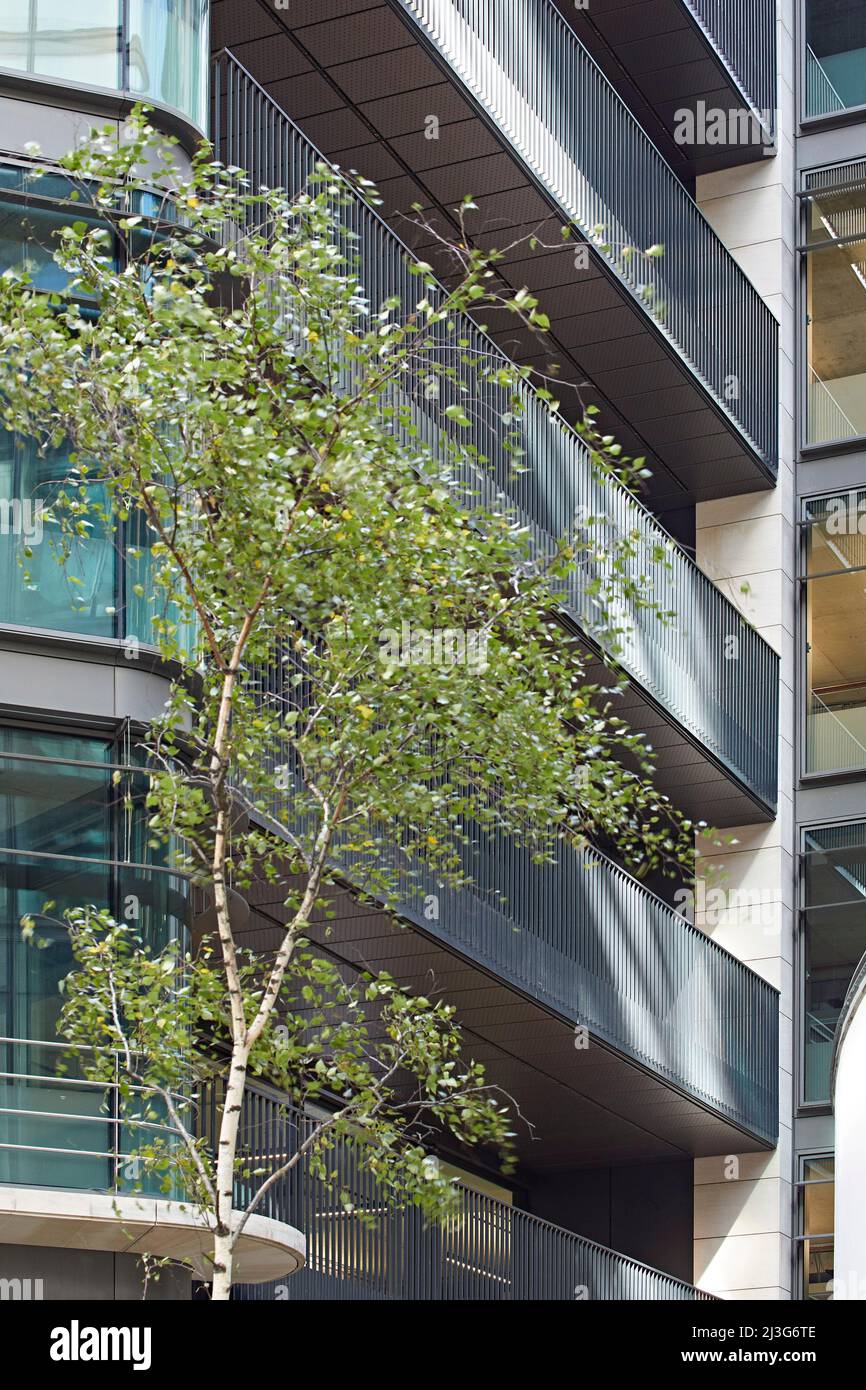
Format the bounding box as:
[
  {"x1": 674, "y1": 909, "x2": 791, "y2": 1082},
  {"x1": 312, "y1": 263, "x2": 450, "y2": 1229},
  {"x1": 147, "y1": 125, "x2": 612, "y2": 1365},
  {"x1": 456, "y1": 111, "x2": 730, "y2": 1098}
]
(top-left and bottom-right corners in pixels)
[
  {"x1": 0, "y1": 0, "x2": 210, "y2": 136},
  {"x1": 229, "y1": 1084, "x2": 716, "y2": 1301},
  {"x1": 0, "y1": 1039, "x2": 305, "y2": 1284},
  {"x1": 247, "y1": 789, "x2": 779, "y2": 1153},
  {"x1": 563, "y1": 0, "x2": 777, "y2": 176},
  {"x1": 212, "y1": 0, "x2": 778, "y2": 516},
  {"x1": 214, "y1": 49, "x2": 778, "y2": 825}
]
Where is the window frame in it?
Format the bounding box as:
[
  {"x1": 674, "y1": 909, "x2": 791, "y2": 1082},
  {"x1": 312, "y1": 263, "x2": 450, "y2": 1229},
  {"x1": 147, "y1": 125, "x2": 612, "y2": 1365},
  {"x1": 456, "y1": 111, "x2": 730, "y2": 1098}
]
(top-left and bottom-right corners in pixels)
[
  {"x1": 794, "y1": 1152, "x2": 835, "y2": 1300},
  {"x1": 799, "y1": 0, "x2": 866, "y2": 129},
  {"x1": 796, "y1": 819, "x2": 866, "y2": 1113},
  {"x1": 797, "y1": 164, "x2": 866, "y2": 458},
  {"x1": 798, "y1": 491, "x2": 866, "y2": 781}
]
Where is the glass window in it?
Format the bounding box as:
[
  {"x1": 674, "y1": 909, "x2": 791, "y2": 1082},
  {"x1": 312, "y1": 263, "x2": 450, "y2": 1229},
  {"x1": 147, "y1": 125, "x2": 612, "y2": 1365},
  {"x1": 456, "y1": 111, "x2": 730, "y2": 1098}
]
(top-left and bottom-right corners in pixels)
[
  {"x1": 805, "y1": 2, "x2": 866, "y2": 119},
  {"x1": 803, "y1": 494, "x2": 866, "y2": 774},
  {"x1": 0, "y1": 727, "x2": 189, "y2": 1191},
  {"x1": 0, "y1": 2, "x2": 208, "y2": 128},
  {"x1": 797, "y1": 1157, "x2": 835, "y2": 1299},
  {"x1": 803, "y1": 177, "x2": 866, "y2": 445},
  {"x1": 0, "y1": 431, "x2": 118, "y2": 639},
  {"x1": 127, "y1": 0, "x2": 209, "y2": 129},
  {"x1": 0, "y1": 0, "x2": 121, "y2": 90},
  {"x1": 802, "y1": 823, "x2": 866, "y2": 1102}
]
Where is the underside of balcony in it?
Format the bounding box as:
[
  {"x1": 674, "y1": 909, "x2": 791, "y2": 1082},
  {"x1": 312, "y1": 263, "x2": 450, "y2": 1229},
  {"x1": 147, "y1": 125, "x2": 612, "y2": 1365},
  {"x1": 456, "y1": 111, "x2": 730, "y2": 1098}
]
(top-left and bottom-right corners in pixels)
[
  {"x1": 209, "y1": 22, "x2": 780, "y2": 827},
  {"x1": 561, "y1": 0, "x2": 777, "y2": 179},
  {"x1": 211, "y1": 0, "x2": 779, "y2": 519},
  {"x1": 238, "y1": 869, "x2": 779, "y2": 1166}
]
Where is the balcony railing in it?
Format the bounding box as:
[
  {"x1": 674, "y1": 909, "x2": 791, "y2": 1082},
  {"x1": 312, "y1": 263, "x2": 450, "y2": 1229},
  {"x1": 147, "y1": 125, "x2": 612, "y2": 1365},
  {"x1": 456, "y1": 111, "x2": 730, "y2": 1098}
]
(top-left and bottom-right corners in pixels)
[
  {"x1": 0, "y1": 1047, "x2": 715, "y2": 1298},
  {"x1": 228, "y1": 1084, "x2": 717, "y2": 1302},
  {"x1": 687, "y1": 0, "x2": 777, "y2": 121},
  {"x1": 0, "y1": 1036, "x2": 186, "y2": 1198},
  {"x1": 393, "y1": 0, "x2": 779, "y2": 476},
  {"x1": 251, "y1": 692, "x2": 778, "y2": 1144},
  {"x1": 212, "y1": 48, "x2": 779, "y2": 813},
  {"x1": 384, "y1": 834, "x2": 779, "y2": 1143}
]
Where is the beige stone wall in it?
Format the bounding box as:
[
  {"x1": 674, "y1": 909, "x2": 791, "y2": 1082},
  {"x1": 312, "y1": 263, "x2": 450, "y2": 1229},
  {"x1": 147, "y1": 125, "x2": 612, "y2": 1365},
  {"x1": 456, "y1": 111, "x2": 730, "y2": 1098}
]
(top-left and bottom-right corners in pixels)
[{"x1": 690, "y1": 0, "x2": 795, "y2": 1300}]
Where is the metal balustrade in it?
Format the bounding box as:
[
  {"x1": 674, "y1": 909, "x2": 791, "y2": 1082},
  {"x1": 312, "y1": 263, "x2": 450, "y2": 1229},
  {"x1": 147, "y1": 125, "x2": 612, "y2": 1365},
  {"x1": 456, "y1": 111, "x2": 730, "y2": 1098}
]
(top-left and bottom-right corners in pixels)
[
  {"x1": 212, "y1": 47, "x2": 779, "y2": 811},
  {"x1": 250, "y1": 661, "x2": 778, "y2": 1144},
  {"x1": 228, "y1": 1084, "x2": 717, "y2": 1302},
  {"x1": 0, "y1": 1050, "x2": 716, "y2": 1297},
  {"x1": 688, "y1": 0, "x2": 777, "y2": 122},
  {"x1": 0, "y1": 1036, "x2": 186, "y2": 1198},
  {"x1": 393, "y1": 0, "x2": 779, "y2": 476}
]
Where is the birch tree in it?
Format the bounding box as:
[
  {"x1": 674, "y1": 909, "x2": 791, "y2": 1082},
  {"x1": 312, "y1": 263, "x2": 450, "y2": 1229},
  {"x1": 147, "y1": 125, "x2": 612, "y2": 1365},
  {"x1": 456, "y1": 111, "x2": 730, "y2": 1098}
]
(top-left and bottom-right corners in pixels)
[{"x1": 0, "y1": 115, "x2": 695, "y2": 1298}]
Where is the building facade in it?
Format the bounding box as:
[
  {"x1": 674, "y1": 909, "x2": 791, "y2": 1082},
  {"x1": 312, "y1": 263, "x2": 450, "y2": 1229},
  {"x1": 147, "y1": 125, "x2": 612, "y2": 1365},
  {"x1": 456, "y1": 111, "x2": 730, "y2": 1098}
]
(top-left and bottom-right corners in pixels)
[{"x1": 0, "y1": 0, "x2": 859, "y2": 1302}]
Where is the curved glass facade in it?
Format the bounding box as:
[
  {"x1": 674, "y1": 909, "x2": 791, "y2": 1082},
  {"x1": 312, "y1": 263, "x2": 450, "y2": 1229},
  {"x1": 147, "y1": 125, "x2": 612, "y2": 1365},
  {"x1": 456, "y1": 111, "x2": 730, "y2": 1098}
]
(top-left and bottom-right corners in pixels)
[
  {"x1": 0, "y1": 171, "x2": 195, "y2": 651},
  {"x1": 128, "y1": 0, "x2": 208, "y2": 131},
  {"x1": 0, "y1": 727, "x2": 189, "y2": 1191},
  {"x1": 0, "y1": 0, "x2": 209, "y2": 130}
]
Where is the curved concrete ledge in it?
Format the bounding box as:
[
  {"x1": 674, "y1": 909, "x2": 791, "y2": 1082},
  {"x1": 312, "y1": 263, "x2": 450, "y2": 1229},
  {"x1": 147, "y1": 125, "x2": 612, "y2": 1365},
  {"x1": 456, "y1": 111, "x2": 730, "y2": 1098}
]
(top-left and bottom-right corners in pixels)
[
  {"x1": 0, "y1": 67, "x2": 206, "y2": 154},
  {"x1": 0, "y1": 1187, "x2": 305, "y2": 1284}
]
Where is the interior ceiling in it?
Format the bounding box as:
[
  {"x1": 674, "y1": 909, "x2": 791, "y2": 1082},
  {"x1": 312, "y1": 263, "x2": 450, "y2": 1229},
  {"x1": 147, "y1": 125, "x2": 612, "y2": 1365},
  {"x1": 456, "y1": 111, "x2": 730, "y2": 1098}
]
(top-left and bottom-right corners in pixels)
[
  {"x1": 238, "y1": 880, "x2": 771, "y2": 1176},
  {"x1": 809, "y1": 240, "x2": 866, "y2": 383},
  {"x1": 809, "y1": 548, "x2": 866, "y2": 690},
  {"x1": 557, "y1": 0, "x2": 773, "y2": 178},
  {"x1": 211, "y1": 0, "x2": 775, "y2": 515}
]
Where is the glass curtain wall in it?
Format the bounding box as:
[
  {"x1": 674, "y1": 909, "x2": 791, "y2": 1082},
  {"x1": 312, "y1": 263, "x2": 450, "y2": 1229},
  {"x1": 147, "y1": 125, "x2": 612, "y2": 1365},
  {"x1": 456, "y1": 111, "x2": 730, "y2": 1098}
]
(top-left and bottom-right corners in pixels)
[
  {"x1": 0, "y1": 1, "x2": 208, "y2": 128},
  {"x1": 797, "y1": 1157, "x2": 835, "y2": 1299},
  {"x1": 0, "y1": 167, "x2": 194, "y2": 651},
  {"x1": 803, "y1": 493, "x2": 866, "y2": 774},
  {"x1": 0, "y1": 726, "x2": 189, "y2": 1191},
  {"x1": 803, "y1": 170, "x2": 866, "y2": 446},
  {"x1": 801, "y1": 822, "x2": 866, "y2": 1104}
]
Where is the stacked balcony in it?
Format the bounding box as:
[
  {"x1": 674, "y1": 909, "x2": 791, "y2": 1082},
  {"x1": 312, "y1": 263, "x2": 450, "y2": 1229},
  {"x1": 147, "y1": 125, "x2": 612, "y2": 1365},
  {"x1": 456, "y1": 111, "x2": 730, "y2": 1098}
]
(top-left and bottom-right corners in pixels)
[
  {"x1": 214, "y1": 46, "x2": 778, "y2": 828},
  {"x1": 562, "y1": 0, "x2": 777, "y2": 175}
]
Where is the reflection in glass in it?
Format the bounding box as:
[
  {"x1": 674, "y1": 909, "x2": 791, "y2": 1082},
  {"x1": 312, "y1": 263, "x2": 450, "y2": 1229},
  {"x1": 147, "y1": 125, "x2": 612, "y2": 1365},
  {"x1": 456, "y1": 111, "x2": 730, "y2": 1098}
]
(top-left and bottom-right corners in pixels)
[
  {"x1": 0, "y1": 1, "x2": 208, "y2": 128},
  {"x1": 805, "y1": 181, "x2": 866, "y2": 444},
  {"x1": 0, "y1": 431, "x2": 117, "y2": 639},
  {"x1": 128, "y1": 0, "x2": 209, "y2": 129},
  {"x1": 0, "y1": 728, "x2": 189, "y2": 1192},
  {"x1": 0, "y1": 0, "x2": 121, "y2": 90},
  {"x1": 804, "y1": 496, "x2": 866, "y2": 773},
  {"x1": 801, "y1": 1158, "x2": 835, "y2": 1300},
  {"x1": 802, "y1": 825, "x2": 866, "y2": 1102},
  {"x1": 805, "y1": 1, "x2": 866, "y2": 118}
]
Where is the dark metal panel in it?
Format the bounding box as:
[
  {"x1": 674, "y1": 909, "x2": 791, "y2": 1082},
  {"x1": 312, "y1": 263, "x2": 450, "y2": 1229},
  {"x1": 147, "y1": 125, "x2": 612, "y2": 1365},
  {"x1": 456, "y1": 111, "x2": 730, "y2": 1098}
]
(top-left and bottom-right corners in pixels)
[{"x1": 562, "y1": 0, "x2": 777, "y2": 176}]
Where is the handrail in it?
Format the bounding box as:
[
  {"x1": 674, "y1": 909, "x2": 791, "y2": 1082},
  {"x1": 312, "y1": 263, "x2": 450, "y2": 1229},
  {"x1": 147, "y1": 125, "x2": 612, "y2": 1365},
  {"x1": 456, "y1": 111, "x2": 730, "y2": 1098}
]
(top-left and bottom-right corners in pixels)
[
  {"x1": 226, "y1": 1081, "x2": 719, "y2": 1301},
  {"x1": 211, "y1": 47, "x2": 779, "y2": 810},
  {"x1": 807, "y1": 365, "x2": 858, "y2": 445},
  {"x1": 392, "y1": 0, "x2": 779, "y2": 474},
  {"x1": 805, "y1": 44, "x2": 846, "y2": 119},
  {"x1": 686, "y1": 1, "x2": 777, "y2": 125},
  {"x1": 0, "y1": 1046, "x2": 717, "y2": 1298}
]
